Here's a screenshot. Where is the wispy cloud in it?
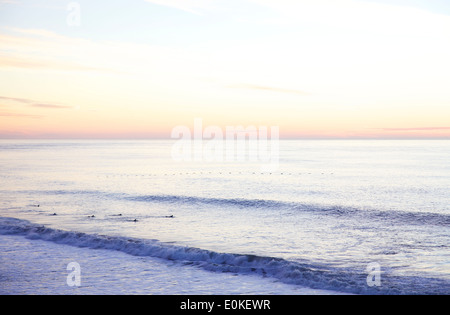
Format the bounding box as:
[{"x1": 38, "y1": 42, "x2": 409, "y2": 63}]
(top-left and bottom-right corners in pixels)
[
  {"x1": 0, "y1": 95, "x2": 72, "y2": 109},
  {"x1": 0, "y1": 29, "x2": 124, "y2": 74},
  {"x1": 0, "y1": 112, "x2": 43, "y2": 118},
  {"x1": 31, "y1": 104, "x2": 73, "y2": 109},
  {"x1": 0, "y1": 96, "x2": 34, "y2": 104},
  {"x1": 0, "y1": 54, "x2": 116, "y2": 73},
  {"x1": 228, "y1": 83, "x2": 309, "y2": 95}
]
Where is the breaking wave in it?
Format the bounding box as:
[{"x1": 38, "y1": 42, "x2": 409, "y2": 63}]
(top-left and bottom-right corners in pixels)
[
  {"x1": 18, "y1": 189, "x2": 450, "y2": 227},
  {"x1": 1, "y1": 216, "x2": 448, "y2": 295}
]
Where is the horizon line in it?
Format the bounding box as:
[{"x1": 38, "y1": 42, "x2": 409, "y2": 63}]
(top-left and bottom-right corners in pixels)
[{"x1": 0, "y1": 137, "x2": 449, "y2": 141}]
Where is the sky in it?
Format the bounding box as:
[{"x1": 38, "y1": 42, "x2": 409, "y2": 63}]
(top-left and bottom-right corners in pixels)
[{"x1": 0, "y1": 0, "x2": 449, "y2": 139}]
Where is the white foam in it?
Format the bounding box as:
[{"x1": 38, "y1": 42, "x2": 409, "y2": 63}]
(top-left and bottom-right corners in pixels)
[
  {"x1": 0, "y1": 216, "x2": 408, "y2": 295},
  {"x1": 1, "y1": 234, "x2": 337, "y2": 295}
]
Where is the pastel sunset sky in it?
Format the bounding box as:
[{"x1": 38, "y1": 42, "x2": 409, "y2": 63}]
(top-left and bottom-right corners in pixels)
[{"x1": 0, "y1": 0, "x2": 449, "y2": 139}]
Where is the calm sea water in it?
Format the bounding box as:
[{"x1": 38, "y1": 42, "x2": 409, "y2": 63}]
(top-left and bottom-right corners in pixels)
[{"x1": 0, "y1": 140, "x2": 449, "y2": 294}]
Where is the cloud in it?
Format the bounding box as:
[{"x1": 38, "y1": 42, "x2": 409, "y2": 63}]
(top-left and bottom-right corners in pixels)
[
  {"x1": 0, "y1": 29, "x2": 125, "y2": 74},
  {"x1": 0, "y1": 54, "x2": 116, "y2": 73},
  {"x1": 228, "y1": 83, "x2": 309, "y2": 95},
  {"x1": 0, "y1": 112, "x2": 43, "y2": 118},
  {"x1": 0, "y1": 96, "x2": 34, "y2": 104},
  {"x1": 31, "y1": 104, "x2": 73, "y2": 109},
  {"x1": 0, "y1": 95, "x2": 72, "y2": 110}
]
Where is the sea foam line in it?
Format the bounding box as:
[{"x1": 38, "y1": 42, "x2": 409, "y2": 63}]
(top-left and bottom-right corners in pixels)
[{"x1": 1, "y1": 216, "x2": 448, "y2": 295}]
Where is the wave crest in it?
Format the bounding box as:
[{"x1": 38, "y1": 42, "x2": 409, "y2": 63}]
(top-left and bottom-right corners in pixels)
[{"x1": 1, "y1": 217, "x2": 448, "y2": 295}]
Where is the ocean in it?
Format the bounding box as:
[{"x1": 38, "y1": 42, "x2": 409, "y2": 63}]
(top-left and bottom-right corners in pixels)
[{"x1": 0, "y1": 139, "x2": 449, "y2": 295}]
